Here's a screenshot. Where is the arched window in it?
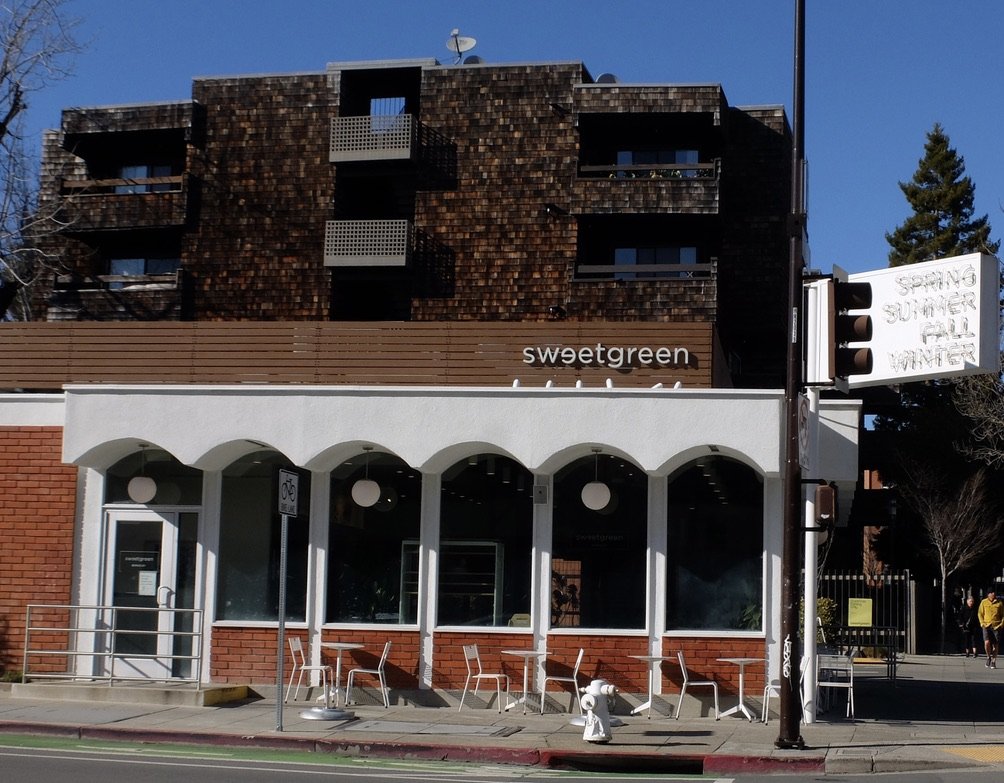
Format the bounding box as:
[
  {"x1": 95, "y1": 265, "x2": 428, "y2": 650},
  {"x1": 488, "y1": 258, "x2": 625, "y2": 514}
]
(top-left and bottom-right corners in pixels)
[
  {"x1": 327, "y1": 451, "x2": 421, "y2": 624},
  {"x1": 438, "y1": 454, "x2": 532, "y2": 627},
  {"x1": 217, "y1": 451, "x2": 309, "y2": 622},
  {"x1": 666, "y1": 456, "x2": 763, "y2": 631},
  {"x1": 552, "y1": 453, "x2": 647, "y2": 629}
]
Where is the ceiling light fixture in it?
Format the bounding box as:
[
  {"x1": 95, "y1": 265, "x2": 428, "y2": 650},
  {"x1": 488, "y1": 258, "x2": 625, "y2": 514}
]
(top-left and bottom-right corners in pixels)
[
  {"x1": 581, "y1": 448, "x2": 611, "y2": 511},
  {"x1": 351, "y1": 446, "x2": 381, "y2": 508},
  {"x1": 127, "y1": 444, "x2": 157, "y2": 504}
]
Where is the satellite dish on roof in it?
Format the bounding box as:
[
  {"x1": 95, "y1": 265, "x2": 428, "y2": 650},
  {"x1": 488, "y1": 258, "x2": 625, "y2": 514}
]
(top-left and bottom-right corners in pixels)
[
  {"x1": 596, "y1": 73, "x2": 619, "y2": 84},
  {"x1": 446, "y1": 28, "x2": 477, "y2": 62}
]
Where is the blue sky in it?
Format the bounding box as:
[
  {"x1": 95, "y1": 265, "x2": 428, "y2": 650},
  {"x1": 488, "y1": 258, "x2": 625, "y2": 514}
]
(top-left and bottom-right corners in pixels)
[{"x1": 24, "y1": 0, "x2": 1004, "y2": 275}]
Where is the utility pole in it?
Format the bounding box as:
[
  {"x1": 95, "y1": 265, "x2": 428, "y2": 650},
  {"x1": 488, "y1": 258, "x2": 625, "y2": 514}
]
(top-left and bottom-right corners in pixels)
[{"x1": 776, "y1": 0, "x2": 807, "y2": 750}]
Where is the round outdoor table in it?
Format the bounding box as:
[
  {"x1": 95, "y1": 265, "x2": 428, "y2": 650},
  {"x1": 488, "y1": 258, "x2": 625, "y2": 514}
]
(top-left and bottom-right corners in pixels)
[
  {"x1": 628, "y1": 654, "x2": 673, "y2": 719},
  {"x1": 501, "y1": 649, "x2": 549, "y2": 714},
  {"x1": 717, "y1": 657, "x2": 764, "y2": 721},
  {"x1": 300, "y1": 641, "x2": 364, "y2": 721}
]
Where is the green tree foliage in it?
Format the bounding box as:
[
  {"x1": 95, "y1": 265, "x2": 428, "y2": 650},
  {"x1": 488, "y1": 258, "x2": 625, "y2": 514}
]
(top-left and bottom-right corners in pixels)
[
  {"x1": 885, "y1": 123, "x2": 999, "y2": 267},
  {"x1": 877, "y1": 123, "x2": 1003, "y2": 627}
]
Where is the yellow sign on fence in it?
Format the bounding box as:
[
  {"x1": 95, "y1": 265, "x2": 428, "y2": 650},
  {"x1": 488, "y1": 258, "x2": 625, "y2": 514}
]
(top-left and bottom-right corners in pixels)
[{"x1": 847, "y1": 597, "x2": 873, "y2": 627}]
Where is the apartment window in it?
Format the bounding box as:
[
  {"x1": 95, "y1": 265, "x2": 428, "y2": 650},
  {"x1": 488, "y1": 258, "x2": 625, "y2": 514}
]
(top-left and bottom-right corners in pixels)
[
  {"x1": 615, "y1": 148, "x2": 700, "y2": 178},
  {"x1": 115, "y1": 163, "x2": 176, "y2": 193},
  {"x1": 370, "y1": 96, "x2": 407, "y2": 133},
  {"x1": 614, "y1": 245, "x2": 697, "y2": 280},
  {"x1": 108, "y1": 256, "x2": 180, "y2": 288},
  {"x1": 666, "y1": 457, "x2": 764, "y2": 631}
]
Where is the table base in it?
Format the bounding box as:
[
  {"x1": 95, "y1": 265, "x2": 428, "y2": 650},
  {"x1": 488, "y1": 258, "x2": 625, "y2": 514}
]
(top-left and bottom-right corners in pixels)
[
  {"x1": 720, "y1": 702, "x2": 755, "y2": 721},
  {"x1": 299, "y1": 706, "x2": 355, "y2": 721}
]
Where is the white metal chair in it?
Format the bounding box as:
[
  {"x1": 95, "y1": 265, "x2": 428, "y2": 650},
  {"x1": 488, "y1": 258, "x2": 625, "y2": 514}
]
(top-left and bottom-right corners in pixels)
[
  {"x1": 459, "y1": 643, "x2": 509, "y2": 713},
  {"x1": 816, "y1": 652, "x2": 855, "y2": 718},
  {"x1": 540, "y1": 647, "x2": 585, "y2": 714},
  {"x1": 675, "y1": 651, "x2": 720, "y2": 719},
  {"x1": 345, "y1": 640, "x2": 392, "y2": 708},
  {"x1": 285, "y1": 636, "x2": 333, "y2": 704},
  {"x1": 761, "y1": 656, "x2": 809, "y2": 723}
]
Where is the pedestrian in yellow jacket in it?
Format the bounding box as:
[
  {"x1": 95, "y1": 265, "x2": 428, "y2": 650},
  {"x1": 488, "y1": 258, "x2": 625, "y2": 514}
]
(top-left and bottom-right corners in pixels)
[{"x1": 978, "y1": 588, "x2": 1004, "y2": 668}]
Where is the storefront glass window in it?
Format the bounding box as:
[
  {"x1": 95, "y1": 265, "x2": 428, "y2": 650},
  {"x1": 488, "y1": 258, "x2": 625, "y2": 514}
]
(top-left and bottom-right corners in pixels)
[
  {"x1": 666, "y1": 456, "x2": 764, "y2": 630},
  {"x1": 438, "y1": 455, "x2": 532, "y2": 627},
  {"x1": 216, "y1": 451, "x2": 309, "y2": 622},
  {"x1": 551, "y1": 454, "x2": 648, "y2": 629},
  {"x1": 327, "y1": 451, "x2": 421, "y2": 624}
]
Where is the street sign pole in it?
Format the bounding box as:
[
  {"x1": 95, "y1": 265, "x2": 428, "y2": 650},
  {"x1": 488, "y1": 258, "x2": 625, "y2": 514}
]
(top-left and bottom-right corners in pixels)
[
  {"x1": 276, "y1": 468, "x2": 299, "y2": 732},
  {"x1": 777, "y1": 0, "x2": 806, "y2": 750}
]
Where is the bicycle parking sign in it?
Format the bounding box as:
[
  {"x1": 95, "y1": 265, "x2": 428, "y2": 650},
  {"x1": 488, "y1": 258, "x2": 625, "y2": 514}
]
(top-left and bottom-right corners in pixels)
[{"x1": 278, "y1": 468, "x2": 299, "y2": 517}]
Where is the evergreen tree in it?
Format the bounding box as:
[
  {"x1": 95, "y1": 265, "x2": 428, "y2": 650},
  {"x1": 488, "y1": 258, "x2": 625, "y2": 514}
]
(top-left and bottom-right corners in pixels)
[
  {"x1": 876, "y1": 124, "x2": 1003, "y2": 648},
  {"x1": 885, "y1": 123, "x2": 998, "y2": 266}
]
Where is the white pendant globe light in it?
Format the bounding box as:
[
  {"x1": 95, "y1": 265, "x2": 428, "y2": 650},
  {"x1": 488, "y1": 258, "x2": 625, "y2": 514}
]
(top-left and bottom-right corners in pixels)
[
  {"x1": 581, "y1": 448, "x2": 611, "y2": 511},
  {"x1": 127, "y1": 444, "x2": 158, "y2": 504},
  {"x1": 581, "y1": 480, "x2": 610, "y2": 511},
  {"x1": 351, "y1": 446, "x2": 381, "y2": 508}
]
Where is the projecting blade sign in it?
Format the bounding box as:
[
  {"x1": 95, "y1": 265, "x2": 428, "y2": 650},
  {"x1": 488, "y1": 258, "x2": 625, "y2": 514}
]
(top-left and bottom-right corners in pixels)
[{"x1": 837, "y1": 253, "x2": 1000, "y2": 390}]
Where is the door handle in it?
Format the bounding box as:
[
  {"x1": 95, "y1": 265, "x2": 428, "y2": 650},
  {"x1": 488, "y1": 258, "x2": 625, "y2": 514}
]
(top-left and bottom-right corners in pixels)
[{"x1": 157, "y1": 585, "x2": 174, "y2": 608}]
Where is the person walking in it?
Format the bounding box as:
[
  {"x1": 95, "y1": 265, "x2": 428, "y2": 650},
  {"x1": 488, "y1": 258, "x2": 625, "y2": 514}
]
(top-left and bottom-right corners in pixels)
[
  {"x1": 957, "y1": 595, "x2": 980, "y2": 658},
  {"x1": 978, "y1": 588, "x2": 1004, "y2": 668}
]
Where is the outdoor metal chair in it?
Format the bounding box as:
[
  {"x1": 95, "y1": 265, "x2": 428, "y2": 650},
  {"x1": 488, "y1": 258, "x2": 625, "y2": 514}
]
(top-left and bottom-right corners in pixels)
[
  {"x1": 539, "y1": 647, "x2": 585, "y2": 714},
  {"x1": 676, "y1": 650, "x2": 720, "y2": 719},
  {"x1": 817, "y1": 652, "x2": 855, "y2": 718},
  {"x1": 459, "y1": 643, "x2": 509, "y2": 713},
  {"x1": 285, "y1": 636, "x2": 333, "y2": 704},
  {"x1": 345, "y1": 640, "x2": 392, "y2": 708}
]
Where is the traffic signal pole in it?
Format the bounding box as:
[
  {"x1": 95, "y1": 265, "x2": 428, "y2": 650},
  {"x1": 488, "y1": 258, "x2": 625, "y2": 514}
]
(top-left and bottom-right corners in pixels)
[{"x1": 776, "y1": 0, "x2": 807, "y2": 750}]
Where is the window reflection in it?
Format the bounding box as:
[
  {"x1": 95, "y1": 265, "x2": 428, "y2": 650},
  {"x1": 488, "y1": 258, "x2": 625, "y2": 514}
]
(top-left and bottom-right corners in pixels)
[
  {"x1": 216, "y1": 451, "x2": 309, "y2": 622},
  {"x1": 666, "y1": 457, "x2": 763, "y2": 630},
  {"x1": 552, "y1": 454, "x2": 647, "y2": 629},
  {"x1": 438, "y1": 455, "x2": 532, "y2": 627},
  {"x1": 327, "y1": 452, "x2": 421, "y2": 624}
]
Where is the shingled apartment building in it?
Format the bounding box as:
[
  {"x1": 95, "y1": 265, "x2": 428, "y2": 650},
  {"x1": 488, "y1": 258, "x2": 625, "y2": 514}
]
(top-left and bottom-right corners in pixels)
[{"x1": 0, "y1": 57, "x2": 860, "y2": 714}]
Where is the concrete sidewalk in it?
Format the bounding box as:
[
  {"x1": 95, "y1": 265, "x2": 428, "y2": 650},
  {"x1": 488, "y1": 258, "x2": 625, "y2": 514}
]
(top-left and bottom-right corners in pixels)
[{"x1": 2, "y1": 654, "x2": 1004, "y2": 775}]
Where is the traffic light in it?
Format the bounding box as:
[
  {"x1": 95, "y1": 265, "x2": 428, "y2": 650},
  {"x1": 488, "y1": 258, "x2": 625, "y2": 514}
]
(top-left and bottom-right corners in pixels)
[
  {"x1": 829, "y1": 274, "x2": 873, "y2": 382},
  {"x1": 814, "y1": 482, "x2": 840, "y2": 527}
]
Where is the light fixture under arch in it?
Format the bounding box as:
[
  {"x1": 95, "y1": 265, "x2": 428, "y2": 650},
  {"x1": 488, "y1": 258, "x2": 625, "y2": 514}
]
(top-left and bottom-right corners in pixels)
[
  {"x1": 127, "y1": 444, "x2": 157, "y2": 504},
  {"x1": 351, "y1": 446, "x2": 381, "y2": 508},
  {"x1": 581, "y1": 448, "x2": 611, "y2": 511}
]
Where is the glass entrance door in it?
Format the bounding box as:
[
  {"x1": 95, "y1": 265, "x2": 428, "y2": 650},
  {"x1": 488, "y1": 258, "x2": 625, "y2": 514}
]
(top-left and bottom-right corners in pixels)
[{"x1": 104, "y1": 510, "x2": 197, "y2": 679}]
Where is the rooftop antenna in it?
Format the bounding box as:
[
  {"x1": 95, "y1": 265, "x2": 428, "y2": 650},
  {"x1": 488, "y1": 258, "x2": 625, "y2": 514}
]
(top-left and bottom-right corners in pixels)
[{"x1": 446, "y1": 28, "x2": 477, "y2": 63}]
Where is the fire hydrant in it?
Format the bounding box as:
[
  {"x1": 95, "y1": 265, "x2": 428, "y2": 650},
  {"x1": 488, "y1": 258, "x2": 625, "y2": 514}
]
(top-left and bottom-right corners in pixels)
[{"x1": 578, "y1": 679, "x2": 619, "y2": 743}]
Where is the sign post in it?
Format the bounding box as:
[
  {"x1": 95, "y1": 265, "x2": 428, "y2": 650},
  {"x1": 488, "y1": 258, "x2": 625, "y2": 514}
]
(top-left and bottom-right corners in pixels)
[{"x1": 275, "y1": 468, "x2": 299, "y2": 732}]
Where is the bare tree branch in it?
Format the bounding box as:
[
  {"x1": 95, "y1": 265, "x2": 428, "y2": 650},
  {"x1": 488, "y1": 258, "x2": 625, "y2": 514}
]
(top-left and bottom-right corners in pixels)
[
  {"x1": 955, "y1": 358, "x2": 1004, "y2": 468},
  {"x1": 0, "y1": 0, "x2": 81, "y2": 319},
  {"x1": 896, "y1": 459, "x2": 1004, "y2": 650}
]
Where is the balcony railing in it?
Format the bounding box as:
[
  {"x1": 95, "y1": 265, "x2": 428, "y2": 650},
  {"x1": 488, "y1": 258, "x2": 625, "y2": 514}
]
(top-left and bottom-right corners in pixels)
[
  {"x1": 60, "y1": 175, "x2": 184, "y2": 194},
  {"x1": 578, "y1": 160, "x2": 720, "y2": 179},
  {"x1": 57, "y1": 175, "x2": 190, "y2": 230},
  {"x1": 330, "y1": 114, "x2": 415, "y2": 162},
  {"x1": 324, "y1": 219, "x2": 411, "y2": 267}
]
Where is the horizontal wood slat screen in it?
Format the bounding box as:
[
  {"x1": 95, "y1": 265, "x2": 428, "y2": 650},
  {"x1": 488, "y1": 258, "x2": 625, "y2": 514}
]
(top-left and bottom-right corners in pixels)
[{"x1": 0, "y1": 321, "x2": 714, "y2": 390}]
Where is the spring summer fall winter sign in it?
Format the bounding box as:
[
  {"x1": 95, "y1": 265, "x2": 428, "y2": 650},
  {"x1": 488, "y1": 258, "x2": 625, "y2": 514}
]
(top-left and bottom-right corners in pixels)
[{"x1": 844, "y1": 253, "x2": 1000, "y2": 389}]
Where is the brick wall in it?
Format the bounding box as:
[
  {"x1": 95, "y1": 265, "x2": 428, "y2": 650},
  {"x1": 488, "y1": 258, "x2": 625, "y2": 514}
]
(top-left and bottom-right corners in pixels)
[
  {"x1": 673, "y1": 637, "x2": 767, "y2": 696},
  {"x1": 210, "y1": 626, "x2": 420, "y2": 688},
  {"x1": 0, "y1": 427, "x2": 77, "y2": 674}
]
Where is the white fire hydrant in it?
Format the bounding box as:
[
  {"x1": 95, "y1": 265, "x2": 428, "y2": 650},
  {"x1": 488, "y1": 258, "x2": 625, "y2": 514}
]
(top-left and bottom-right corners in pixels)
[{"x1": 578, "y1": 678, "x2": 619, "y2": 743}]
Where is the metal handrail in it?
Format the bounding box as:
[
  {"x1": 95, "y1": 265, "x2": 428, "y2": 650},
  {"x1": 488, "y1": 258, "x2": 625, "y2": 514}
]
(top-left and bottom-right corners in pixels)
[{"x1": 23, "y1": 603, "x2": 203, "y2": 688}]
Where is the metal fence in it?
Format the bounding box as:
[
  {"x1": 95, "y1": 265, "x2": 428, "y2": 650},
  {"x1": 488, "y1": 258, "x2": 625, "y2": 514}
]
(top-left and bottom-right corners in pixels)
[
  {"x1": 814, "y1": 570, "x2": 913, "y2": 654},
  {"x1": 23, "y1": 604, "x2": 203, "y2": 687}
]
